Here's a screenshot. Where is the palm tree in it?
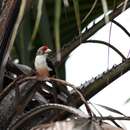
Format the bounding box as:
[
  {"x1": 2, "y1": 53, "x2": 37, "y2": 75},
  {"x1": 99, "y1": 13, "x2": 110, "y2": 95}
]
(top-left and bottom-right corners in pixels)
[{"x1": 0, "y1": 0, "x2": 130, "y2": 129}]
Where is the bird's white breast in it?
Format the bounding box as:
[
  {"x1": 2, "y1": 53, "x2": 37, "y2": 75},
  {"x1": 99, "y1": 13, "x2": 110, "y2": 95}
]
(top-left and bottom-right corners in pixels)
[{"x1": 34, "y1": 55, "x2": 52, "y2": 71}]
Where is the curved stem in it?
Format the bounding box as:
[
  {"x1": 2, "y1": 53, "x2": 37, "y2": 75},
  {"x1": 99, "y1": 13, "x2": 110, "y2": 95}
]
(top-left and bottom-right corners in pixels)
[
  {"x1": 51, "y1": 2, "x2": 130, "y2": 66},
  {"x1": 112, "y1": 20, "x2": 130, "y2": 37},
  {"x1": 8, "y1": 103, "x2": 88, "y2": 130},
  {"x1": 0, "y1": 0, "x2": 26, "y2": 91},
  {"x1": 96, "y1": 115, "x2": 130, "y2": 121},
  {"x1": 82, "y1": 0, "x2": 98, "y2": 23},
  {"x1": 84, "y1": 40, "x2": 126, "y2": 60},
  {"x1": 31, "y1": 0, "x2": 44, "y2": 41},
  {"x1": 49, "y1": 77, "x2": 93, "y2": 117},
  {"x1": 0, "y1": 76, "x2": 37, "y2": 102}
]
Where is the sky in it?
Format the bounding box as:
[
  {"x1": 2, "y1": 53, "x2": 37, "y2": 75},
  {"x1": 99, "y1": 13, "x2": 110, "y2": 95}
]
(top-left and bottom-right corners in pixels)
[{"x1": 66, "y1": 8, "x2": 130, "y2": 129}]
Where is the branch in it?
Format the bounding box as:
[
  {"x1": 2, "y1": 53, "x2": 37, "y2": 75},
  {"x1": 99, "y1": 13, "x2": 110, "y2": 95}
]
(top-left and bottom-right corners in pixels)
[
  {"x1": 0, "y1": 76, "x2": 37, "y2": 102},
  {"x1": 0, "y1": 0, "x2": 32, "y2": 90},
  {"x1": 96, "y1": 116, "x2": 130, "y2": 121},
  {"x1": 7, "y1": 61, "x2": 34, "y2": 75},
  {"x1": 85, "y1": 40, "x2": 126, "y2": 60},
  {"x1": 51, "y1": 58, "x2": 130, "y2": 120},
  {"x1": 8, "y1": 103, "x2": 88, "y2": 130},
  {"x1": 112, "y1": 19, "x2": 130, "y2": 37},
  {"x1": 48, "y1": 78, "x2": 92, "y2": 116},
  {"x1": 3, "y1": 58, "x2": 130, "y2": 123},
  {"x1": 82, "y1": 0, "x2": 98, "y2": 23},
  {"x1": 0, "y1": 0, "x2": 21, "y2": 91},
  {"x1": 69, "y1": 58, "x2": 130, "y2": 107},
  {"x1": 2, "y1": 58, "x2": 130, "y2": 128},
  {"x1": 51, "y1": 1, "x2": 130, "y2": 66},
  {"x1": 0, "y1": 79, "x2": 37, "y2": 129},
  {"x1": 9, "y1": 105, "x2": 130, "y2": 130}
]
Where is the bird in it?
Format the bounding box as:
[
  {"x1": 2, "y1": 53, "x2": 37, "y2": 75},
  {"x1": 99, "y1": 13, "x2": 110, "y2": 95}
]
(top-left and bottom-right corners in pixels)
[
  {"x1": 34, "y1": 45, "x2": 69, "y2": 101},
  {"x1": 34, "y1": 45, "x2": 56, "y2": 79}
]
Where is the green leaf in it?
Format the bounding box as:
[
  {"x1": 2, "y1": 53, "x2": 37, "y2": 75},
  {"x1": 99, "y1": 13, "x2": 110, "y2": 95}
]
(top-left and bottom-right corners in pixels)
[
  {"x1": 96, "y1": 104, "x2": 126, "y2": 117},
  {"x1": 72, "y1": 0, "x2": 81, "y2": 33},
  {"x1": 31, "y1": 0, "x2": 44, "y2": 42},
  {"x1": 125, "y1": 97, "x2": 130, "y2": 104},
  {"x1": 54, "y1": 0, "x2": 61, "y2": 61},
  {"x1": 101, "y1": 0, "x2": 109, "y2": 23},
  {"x1": 122, "y1": 0, "x2": 128, "y2": 12},
  {"x1": 82, "y1": 0, "x2": 98, "y2": 23}
]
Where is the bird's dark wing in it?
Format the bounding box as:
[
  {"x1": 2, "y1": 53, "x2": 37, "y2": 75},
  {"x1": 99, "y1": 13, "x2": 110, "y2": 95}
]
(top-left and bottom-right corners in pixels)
[
  {"x1": 46, "y1": 58, "x2": 56, "y2": 77},
  {"x1": 46, "y1": 58, "x2": 69, "y2": 96}
]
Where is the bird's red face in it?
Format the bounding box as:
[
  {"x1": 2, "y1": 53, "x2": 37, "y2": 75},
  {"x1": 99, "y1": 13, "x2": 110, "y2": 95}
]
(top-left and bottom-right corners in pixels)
[{"x1": 37, "y1": 45, "x2": 52, "y2": 55}]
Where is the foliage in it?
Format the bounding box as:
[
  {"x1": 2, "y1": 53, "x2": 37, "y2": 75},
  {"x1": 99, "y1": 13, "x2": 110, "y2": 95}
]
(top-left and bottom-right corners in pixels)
[
  {"x1": 0, "y1": 0, "x2": 130, "y2": 130},
  {"x1": 13, "y1": 0, "x2": 123, "y2": 70}
]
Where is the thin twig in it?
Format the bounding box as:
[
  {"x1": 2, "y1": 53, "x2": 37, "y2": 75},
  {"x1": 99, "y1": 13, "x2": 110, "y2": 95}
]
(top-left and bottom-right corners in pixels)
[
  {"x1": 8, "y1": 103, "x2": 88, "y2": 130},
  {"x1": 48, "y1": 77, "x2": 92, "y2": 117},
  {"x1": 0, "y1": 75, "x2": 91, "y2": 117},
  {"x1": 48, "y1": 78, "x2": 84, "y2": 99},
  {"x1": 122, "y1": 0, "x2": 128, "y2": 12},
  {"x1": 82, "y1": 0, "x2": 98, "y2": 23},
  {"x1": 107, "y1": 22, "x2": 113, "y2": 69},
  {"x1": 16, "y1": 76, "x2": 37, "y2": 85},
  {"x1": 0, "y1": 76, "x2": 37, "y2": 101},
  {"x1": 0, "y1": 76, "x2": 22, "y2": 101},
  {"x1": 30, "y1": 0, "x2": 44, "y2": 42},
  {"x1": 101, "y1": 0, "x2": 109, "y2": 23},
  {"x1": 0, "y1": 0, "x2": 26, "y2": 90},
  {"x1": 88, "y1": 102, "x2": 103, "y2": 117},
  {"x1": 96, "y1": 116, "x2": 130, "y2": 121},
  {"x1": 51, "y1": 1, "x2": 130, "y2": 66},
  {"x1": 84, "y1": 40, "x2": 126, "y2": 60},
  {"x1": 112, "y1": 20, "x2": 130, "y2": 58},
  {"x1": 112, "y1": 20, "x2": 130, "y2": 37},
  {"x1": 54, "y1": 0, "x2": 61, "y2": 61}
]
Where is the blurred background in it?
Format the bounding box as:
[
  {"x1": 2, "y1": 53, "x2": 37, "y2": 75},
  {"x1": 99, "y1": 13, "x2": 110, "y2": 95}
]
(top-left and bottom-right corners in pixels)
[{"x1": 9, "y1": 0, "x2": 125, "y2": 79}]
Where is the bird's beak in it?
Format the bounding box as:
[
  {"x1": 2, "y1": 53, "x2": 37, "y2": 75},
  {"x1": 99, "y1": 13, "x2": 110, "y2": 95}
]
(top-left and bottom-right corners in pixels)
[{"x1": 45, "y1": 48, "x2": 52, "y2": 53}]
